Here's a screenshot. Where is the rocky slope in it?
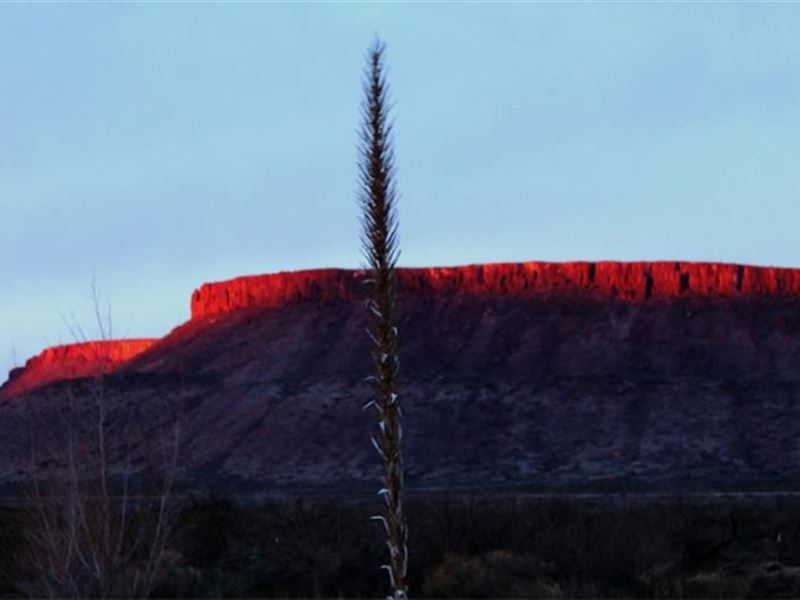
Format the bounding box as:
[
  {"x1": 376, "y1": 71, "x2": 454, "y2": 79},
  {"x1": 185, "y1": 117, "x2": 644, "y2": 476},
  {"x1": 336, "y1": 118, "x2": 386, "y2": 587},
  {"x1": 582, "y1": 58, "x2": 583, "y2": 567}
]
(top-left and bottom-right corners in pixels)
[{"x1": 2, "y1": 261, "x2": 800, "y2": 495}]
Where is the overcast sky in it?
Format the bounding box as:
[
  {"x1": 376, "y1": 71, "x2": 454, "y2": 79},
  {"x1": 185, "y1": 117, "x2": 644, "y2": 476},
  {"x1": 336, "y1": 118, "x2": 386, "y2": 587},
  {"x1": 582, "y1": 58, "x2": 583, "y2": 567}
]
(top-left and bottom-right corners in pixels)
[{"x1": 3, "y1": 2, "x2": 800, "y2": 377}]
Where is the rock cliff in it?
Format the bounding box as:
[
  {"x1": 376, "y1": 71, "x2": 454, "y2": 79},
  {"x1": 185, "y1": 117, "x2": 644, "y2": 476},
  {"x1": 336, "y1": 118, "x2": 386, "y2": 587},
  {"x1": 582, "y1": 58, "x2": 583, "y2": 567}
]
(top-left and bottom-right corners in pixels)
[
  {"x1": 189, "y1": 262, "x2": 800, "y2": 319},
  {"x1": 0, "y1": 340, "x2": 156, "y2": 400},
  {"x1": 8, "y1": 261, "x2": 800, "y2": 401}
]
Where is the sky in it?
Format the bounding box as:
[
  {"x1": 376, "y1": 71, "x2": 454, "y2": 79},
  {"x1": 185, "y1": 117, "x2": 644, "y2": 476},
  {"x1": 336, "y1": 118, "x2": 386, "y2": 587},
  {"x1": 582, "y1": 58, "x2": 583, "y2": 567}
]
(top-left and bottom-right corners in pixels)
[{"x1": 2, "y1": 2, "x2": 800, "y2": 377}]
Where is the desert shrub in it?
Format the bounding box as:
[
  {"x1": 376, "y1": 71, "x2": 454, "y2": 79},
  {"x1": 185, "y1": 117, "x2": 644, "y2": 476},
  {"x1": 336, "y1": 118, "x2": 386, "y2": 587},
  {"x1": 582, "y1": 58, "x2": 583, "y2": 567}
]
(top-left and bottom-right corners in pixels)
[
  {"x1": 174, "y1": 493, "x2": 239, "y2": 568},
  {"x1": 422, "y1": 550, "x2": 562, "y2": 598},
  {"x1": 150, "y1": 550, "x2": 209, "y2": 599},
  {"x1": 155, "y1": 494, "x2": 269, "y2": 598},
  {"x1": 252, "y1": 499, "x2": 384, "y2": 597},
  {"x1": 746, "y1": 561, "x2": 800, "y2": 599},
  {"x1": 0, "y1": 508, "x2": 24, "y2": 596},
  {"x1": 160, "y1": 496, "x2": 384, "y2": 598},
  {"x1": 685, "y1": 570, "x2": 747, "y2": 598}
]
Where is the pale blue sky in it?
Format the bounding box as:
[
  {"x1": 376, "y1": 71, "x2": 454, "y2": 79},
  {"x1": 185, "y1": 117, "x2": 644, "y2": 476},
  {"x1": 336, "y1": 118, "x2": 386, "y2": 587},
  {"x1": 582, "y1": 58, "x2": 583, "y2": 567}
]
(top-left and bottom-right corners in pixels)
[{"x1": 2, "y1": 2, "x2": 800, "y2": 377}]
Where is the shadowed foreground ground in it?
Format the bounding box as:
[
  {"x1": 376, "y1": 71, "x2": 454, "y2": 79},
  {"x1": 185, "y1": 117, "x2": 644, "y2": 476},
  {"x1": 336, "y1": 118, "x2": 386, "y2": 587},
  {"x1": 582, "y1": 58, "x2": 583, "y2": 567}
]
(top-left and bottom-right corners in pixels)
[{"x1": 4, "y1": 493, "x2": 800, "y2": 598}]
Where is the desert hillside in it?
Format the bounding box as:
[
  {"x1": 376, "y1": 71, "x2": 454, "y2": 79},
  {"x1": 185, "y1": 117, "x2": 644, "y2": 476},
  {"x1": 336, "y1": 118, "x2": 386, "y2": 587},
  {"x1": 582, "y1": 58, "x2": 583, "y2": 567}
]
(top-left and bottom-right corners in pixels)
[{"x1": 2, "y1": 261, "x2": 800, "y2": 495}]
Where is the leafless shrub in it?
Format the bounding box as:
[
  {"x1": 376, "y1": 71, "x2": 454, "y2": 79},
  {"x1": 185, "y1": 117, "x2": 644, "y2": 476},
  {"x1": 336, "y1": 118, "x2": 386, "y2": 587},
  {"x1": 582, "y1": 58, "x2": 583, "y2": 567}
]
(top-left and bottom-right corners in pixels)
[{"x1": 16, "y1": 287, "x2": 181, "y2": 598}]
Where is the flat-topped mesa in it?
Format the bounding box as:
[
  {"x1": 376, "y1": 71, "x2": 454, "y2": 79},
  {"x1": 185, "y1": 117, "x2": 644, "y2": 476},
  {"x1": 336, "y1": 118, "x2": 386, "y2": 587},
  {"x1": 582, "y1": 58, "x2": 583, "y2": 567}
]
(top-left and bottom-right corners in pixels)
[
  {"x1": 190, "y1": 261, "x2": 800, "y2": 319},
  {"x1": 0, "y1": 339, "x2": 157, "y2": 401}
]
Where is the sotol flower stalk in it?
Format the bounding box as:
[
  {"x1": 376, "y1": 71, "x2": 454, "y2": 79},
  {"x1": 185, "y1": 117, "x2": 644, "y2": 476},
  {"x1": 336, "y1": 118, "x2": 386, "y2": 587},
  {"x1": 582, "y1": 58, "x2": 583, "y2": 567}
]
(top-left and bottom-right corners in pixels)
[{"x1": 358, "y1": 39, "x2": 409, "y2": 600}]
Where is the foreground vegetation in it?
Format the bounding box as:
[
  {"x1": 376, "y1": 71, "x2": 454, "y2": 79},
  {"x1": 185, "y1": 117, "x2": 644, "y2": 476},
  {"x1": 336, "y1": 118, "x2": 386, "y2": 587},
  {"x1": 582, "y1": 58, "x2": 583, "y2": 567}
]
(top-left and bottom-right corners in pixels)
[{"x1": 3, "y1": 492, "x2": 800, "y2": 598}]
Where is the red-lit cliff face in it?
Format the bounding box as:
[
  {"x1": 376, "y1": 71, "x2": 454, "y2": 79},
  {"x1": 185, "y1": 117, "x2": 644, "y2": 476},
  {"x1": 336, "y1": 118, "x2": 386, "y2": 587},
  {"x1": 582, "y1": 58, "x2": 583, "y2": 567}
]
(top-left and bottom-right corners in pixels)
[
  {"x1": 0, "y1": 339, "x2": 156, "y2": 401},
  {"x1": 190, "y1": 261, "x2": 800, "y2": 319},
  {"x1": 8, "y1": 261, "x2": 800, "y2": 402}
]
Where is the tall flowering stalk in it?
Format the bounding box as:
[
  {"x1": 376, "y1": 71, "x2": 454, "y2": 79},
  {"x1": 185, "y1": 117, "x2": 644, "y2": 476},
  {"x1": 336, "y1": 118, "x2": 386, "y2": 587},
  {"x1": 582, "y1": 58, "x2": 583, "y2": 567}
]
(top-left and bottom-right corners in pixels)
[{"x1": 358, "y1": 40, "x2": 408, "y2": 600}]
